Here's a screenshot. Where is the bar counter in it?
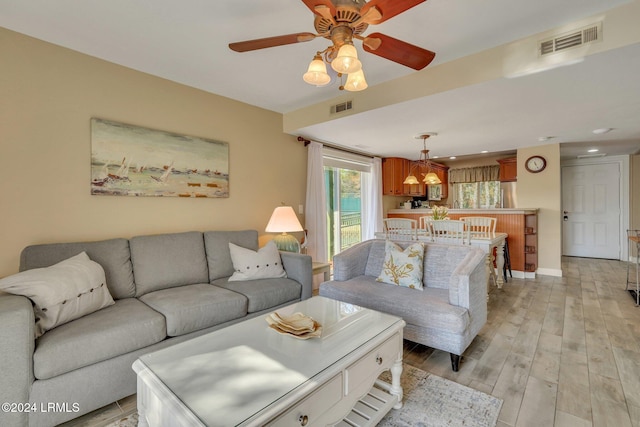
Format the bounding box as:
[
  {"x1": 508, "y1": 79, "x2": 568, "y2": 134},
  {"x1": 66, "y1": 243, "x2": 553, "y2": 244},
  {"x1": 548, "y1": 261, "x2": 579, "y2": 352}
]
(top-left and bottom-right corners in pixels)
[{"x1": 387, "y1": 208, "x2": 539, "y2": 278}]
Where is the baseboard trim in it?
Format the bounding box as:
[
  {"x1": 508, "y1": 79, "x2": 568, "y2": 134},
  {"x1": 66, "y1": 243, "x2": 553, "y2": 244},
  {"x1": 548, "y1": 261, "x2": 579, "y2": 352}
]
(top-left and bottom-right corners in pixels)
[{"x1": 537, "y1": 268, "x2": 563, "y2": 277}]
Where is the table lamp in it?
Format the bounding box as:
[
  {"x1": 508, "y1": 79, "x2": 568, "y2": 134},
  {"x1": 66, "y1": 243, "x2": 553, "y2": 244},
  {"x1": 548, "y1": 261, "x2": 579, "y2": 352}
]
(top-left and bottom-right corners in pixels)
[{"x1": 265, "y1": 206, "x2": 304, "y2": 252}]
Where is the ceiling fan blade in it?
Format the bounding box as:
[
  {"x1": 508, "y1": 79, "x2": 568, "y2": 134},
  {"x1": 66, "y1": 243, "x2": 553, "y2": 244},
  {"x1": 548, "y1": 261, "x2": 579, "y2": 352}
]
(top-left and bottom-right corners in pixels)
[
  {"x1": 229, "y1": 32, "x2": 317, "y2": 52},
  {"x1": 362, "y1": 32, "x2": 435, "y2": 70},
  {"x1": 360, "y1": 0, "x2": 426, "y2": 24},
  {"x1": 301, "y1": 0, "x2": 336, "y2": 18}
]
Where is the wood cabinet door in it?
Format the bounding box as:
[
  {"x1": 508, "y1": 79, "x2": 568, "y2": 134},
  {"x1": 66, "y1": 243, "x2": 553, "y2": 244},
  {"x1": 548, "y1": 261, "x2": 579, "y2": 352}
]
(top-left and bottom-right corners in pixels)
[
  {"x1": 382, "y1": 157, "x2": 407, "y2": 195},
  {"x1": 498, "y1": 157, "x2": 517, "y2": 182}
]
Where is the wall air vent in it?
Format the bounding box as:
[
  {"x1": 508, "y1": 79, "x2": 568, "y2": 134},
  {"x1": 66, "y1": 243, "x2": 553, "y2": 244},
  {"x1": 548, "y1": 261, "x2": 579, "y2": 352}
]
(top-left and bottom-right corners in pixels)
[
  {"x1": 330, "y1": 100, "x2": 353, "y2": 114},
  {"x1": 540, "y1": 22, "x2": 602, "y2": 56}
]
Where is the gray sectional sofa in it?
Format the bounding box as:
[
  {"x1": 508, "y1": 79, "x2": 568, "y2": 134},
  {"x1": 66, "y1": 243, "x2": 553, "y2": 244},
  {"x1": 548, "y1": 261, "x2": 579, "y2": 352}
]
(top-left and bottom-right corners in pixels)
[
  {"x1": 0, "y1": 230, "x2": 312, "y2": 427},
  {"x1": 319, "y1": 239, "x2": 487, "y2": 372}
]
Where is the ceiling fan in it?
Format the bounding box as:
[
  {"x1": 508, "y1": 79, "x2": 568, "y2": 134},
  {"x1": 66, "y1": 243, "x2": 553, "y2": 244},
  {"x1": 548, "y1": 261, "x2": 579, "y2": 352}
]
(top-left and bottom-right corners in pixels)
[{"x1": 228, "y1": 0, "x2": 435, "y2": 91}]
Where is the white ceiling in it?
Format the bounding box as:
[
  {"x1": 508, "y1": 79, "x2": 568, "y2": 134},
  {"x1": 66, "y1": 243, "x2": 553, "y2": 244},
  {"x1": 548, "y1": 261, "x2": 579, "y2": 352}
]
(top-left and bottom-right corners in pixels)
[{"x1": 2, "y1": 0, "x2": 639, "y2": 161}]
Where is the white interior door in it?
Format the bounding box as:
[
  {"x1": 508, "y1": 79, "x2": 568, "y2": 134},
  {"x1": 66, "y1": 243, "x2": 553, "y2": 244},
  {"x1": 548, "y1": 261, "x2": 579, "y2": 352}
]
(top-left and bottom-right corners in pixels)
[{"x1": 562, "y1": 163, "x2": 621, "y2": 259}]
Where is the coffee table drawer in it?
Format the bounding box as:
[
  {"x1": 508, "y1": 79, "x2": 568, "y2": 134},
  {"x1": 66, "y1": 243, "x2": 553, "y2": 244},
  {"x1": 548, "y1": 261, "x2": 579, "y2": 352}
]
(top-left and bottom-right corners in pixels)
[
  {"x1": 345, "y1": 333, "x2": 400, "y2": 395},
  {"x1": 267, "y1": 373, "x2": 343, "y2": 427}
]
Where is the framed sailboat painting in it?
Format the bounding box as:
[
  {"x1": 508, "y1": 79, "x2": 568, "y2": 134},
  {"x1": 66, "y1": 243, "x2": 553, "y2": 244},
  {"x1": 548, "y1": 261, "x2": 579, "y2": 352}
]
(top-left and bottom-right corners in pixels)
[{"x1": 90, "y1": 118, "x2": 229, "y2": 198}]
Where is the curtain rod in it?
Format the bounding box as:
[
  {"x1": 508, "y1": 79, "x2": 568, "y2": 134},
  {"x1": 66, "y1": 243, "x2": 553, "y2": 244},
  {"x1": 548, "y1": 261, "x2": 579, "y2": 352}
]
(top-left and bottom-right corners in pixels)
[{"x1": 297, "y1": 136, "x2": 376, "y2": 159}]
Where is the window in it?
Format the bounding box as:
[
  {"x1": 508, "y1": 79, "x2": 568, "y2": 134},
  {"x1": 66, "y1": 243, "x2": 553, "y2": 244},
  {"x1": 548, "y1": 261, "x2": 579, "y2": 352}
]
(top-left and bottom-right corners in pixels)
[{"x1": 453, "y1": 181, "x2": 501, "y2": 209}]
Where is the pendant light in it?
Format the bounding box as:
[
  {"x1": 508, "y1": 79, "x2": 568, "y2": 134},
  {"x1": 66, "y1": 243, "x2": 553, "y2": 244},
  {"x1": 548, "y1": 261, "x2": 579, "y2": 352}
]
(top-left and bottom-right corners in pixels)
[{"x1": 403, "y1": 133, "x2": 441, "y2": 185}]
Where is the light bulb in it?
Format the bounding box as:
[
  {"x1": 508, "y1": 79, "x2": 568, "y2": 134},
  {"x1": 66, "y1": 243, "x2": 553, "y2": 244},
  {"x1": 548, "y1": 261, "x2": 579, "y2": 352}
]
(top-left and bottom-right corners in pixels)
[{"x1": 331, "y1": 44, "x2": 362, "y2": 74}]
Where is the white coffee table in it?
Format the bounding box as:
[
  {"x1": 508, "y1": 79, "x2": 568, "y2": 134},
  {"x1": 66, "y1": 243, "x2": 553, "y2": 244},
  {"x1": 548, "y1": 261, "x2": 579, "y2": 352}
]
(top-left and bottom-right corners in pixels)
[{"x1": 133, "y1": 296, "x2": 406, "y2": 427}]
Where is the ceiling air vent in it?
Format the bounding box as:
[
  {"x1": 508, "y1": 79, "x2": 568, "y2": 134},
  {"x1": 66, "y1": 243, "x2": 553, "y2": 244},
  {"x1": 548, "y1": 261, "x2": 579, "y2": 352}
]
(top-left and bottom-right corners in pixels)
[
  {"x1": 330, "y1": 100, "x2": 353, "y2": 114},
  {"x1": 539, "y1": 22, "x2": 602, "y2": 56}
]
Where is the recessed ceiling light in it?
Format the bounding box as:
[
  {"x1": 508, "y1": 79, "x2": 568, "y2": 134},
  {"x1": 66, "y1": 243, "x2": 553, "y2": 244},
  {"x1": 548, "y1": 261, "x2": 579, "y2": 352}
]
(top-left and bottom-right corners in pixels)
[
  {"x1": 538, "y1": 136, "x2": 553, "y2": 142},
  {"x1": 480, "y1": 150, "x2": 489, "y2": 153},
  {"x1": 588, "y1": 149, "x2": 599, "y2": 153},
  {"x1": 449, "y1": 156, "x2": 456, "y2": 160},
  {"x1": 432, "y1": 156, "x2": 439, "y2": 159},
  {"x1": 592, "y1": 128, "x2": 613, "y2": 135}
]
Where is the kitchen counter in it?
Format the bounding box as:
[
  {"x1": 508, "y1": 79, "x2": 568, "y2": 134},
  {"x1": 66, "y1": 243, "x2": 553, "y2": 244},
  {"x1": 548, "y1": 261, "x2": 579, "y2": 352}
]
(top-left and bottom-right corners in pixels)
[
  {"x1": 388, "y1": 208, "x2": 538, "y2": 214},
  {"x1": 387, "y1": 209, "x2": 539, "y2": 278}
]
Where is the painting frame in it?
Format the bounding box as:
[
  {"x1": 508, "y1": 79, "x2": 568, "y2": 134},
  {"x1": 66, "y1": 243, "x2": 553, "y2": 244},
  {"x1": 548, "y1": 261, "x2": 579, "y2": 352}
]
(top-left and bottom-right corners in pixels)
[
  {"x1": 428, "y1": 184, "x2": 442, "y2": 201},
  {"x1": 90, "y1": 118, "x2": 229, "y2": 198}
]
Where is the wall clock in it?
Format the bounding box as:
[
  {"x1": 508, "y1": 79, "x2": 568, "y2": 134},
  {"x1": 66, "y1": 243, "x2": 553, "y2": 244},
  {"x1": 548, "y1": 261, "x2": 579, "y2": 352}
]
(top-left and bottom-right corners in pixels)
[{"x1": 525, "y1": 155, "x2": 547, "y2": 173}]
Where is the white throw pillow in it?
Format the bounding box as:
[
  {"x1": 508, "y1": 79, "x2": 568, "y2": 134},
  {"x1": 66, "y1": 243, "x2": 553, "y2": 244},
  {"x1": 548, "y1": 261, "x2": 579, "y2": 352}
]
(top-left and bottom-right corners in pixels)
[
  {"x1": 376, "y1": 241, "x2": 425, "y2": 290},
  {"x1": 0, "y1": 252, "x2": 115, "y2": 337},
  {"x1": 228, "y1": 241, "x2": 287, "y2": 281}
]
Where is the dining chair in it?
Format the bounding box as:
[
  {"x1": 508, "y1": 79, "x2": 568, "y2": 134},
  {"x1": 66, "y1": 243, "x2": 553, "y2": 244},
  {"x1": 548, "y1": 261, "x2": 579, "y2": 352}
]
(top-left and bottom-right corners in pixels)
[
  {"x1": 383, "y1": 218, "x2": 418, "y2": 241},
  {"x1": 460, "y1": 217, "x2": 497, "y2": 237},
  {"x1": 424, "y1": 219, "x2": 470, "y2": 245},
  {"x1": 417, "y1": 216, "x2": 433, "y2": 238},
  {"x1": 460, "y1": 216, "x2": 499, "y2": 286}
]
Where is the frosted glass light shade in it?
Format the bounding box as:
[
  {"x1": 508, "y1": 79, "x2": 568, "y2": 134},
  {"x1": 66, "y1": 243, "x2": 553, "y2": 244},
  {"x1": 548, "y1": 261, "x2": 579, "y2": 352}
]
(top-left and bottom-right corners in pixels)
[
  {"x1": 423, "y1": 172, "x2": 441, "y2": 184},
  {"x1": 265, "y1": 206, "x2": 304, "y2": 233},
  {"x1": 403, "y1": 175, "x2": 419, "y2": 185},
  {"x1": 303, "y1": 57, "x2": 331, "y2": 86},
  {"x1": 331, "y1": 44, "x2": 362, "y2": 74},
  {"x1": 343, "y1": 69, "x2": 368, "y2": 91}
]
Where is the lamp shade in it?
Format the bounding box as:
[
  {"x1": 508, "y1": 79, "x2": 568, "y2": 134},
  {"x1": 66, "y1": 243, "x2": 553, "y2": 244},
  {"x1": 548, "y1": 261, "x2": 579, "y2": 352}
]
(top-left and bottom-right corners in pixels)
[
  {"x1": 303, "y1": 56, "x2": 331, "y2": 86},
  {"x1": 403, "y1": 175, "x2": 419, "y2": 185},
  {"x1": 423, "y1": 172, "x2": 441, "y2": 184},
  {"x1": 343, "y1": 69, "x2": 368, "y2": 91},
  {"x1": 331, "y1": 43, "x2": 362, "y2": 74},
  {"x1": 265, "y1": 206, "x2": 304, "y2": 233}
]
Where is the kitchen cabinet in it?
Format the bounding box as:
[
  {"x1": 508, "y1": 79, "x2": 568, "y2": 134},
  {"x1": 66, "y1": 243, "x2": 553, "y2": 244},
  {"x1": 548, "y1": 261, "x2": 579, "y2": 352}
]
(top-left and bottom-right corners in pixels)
[
  {"x1": 382, "y1": 157, "x2": 409, "y2": 196},
  {"x1": 497, "y1": 157, "x2": 517, "y2": 182}
]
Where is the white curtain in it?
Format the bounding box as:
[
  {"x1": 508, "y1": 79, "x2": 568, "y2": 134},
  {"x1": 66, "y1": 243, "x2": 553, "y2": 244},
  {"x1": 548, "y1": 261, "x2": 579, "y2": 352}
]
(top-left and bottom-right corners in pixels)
[
  {"x1": 362, "y1": 157, "x2": 383, "y2": 240},
  {"x1": 304, "y1": 141, "x2": 328, "y2": 262}
]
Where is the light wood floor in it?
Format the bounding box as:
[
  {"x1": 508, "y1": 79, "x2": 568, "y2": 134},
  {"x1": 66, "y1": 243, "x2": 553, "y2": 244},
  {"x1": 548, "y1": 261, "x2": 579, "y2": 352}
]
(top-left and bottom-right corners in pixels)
[{"x1": 61, "y1": 256, "x2": 640, "y2": 427}]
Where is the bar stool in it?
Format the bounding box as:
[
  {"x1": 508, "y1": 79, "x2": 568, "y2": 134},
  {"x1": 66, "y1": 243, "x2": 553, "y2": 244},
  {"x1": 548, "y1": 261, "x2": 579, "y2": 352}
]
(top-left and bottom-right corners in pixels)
[
  {"x1": 503, "y1": 238, "x2": 512, "y2": 282},
  {"x1": 626, "y1": 229, "x2": 640, "y2": 306}
]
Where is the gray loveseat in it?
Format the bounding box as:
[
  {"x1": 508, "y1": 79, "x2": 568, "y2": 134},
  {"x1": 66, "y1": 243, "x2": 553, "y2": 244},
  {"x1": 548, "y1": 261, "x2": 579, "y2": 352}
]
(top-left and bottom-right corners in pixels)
[
  {"x1": 319, "y1": 239, "x2": 487, "y2": 372},
  {"x1": 0, "y1": 230, "x2": 312, "y2": 427}
]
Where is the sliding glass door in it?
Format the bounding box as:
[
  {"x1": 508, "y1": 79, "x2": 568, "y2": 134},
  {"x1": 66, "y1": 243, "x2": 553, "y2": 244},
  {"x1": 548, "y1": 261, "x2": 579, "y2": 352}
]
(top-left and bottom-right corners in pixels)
[{"x1": 324, "y1": 166, "x2": 362, "y2": 260}]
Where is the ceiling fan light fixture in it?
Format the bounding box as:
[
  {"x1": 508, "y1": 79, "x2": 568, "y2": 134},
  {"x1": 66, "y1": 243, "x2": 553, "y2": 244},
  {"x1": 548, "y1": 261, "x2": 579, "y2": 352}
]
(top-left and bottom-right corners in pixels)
[
  {"x1": 303, "y1": 54, "x2": 331, "y2": 86},
  {"x1": 331, "y1": 43, "x2": 362, "y2": 74},
  {"x1": 343, "y1": 69, "x2": 368, "y2": 91}
]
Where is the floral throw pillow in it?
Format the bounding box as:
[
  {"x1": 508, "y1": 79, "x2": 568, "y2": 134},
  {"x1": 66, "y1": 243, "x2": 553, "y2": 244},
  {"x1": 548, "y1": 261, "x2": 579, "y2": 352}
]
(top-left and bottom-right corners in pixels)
[{"x1": 376, "y1": 241, "x2": 424, "y2": 290}]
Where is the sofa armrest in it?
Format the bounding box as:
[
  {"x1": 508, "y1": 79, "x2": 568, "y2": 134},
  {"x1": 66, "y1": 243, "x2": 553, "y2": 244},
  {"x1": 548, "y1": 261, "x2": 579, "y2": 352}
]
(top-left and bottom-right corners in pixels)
[
  {"x1": 332, "y1": 240, "x2": 373, "y2": 281},
  {"x1": 280, "y1": 252, "x2": 313, "y2": 300},
  {"x1": 0, "y1": 293, "x2": 35, "y2": 427},
  {"x1": 447, "y1": 248, "x2": 488, "y2": 334}
]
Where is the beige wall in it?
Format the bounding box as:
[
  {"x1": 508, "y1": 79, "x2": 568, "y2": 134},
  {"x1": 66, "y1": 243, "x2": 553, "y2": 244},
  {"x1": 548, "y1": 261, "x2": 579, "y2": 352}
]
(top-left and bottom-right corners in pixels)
[
  {"x1": 0, "y1": 28, "x2": 307, "y2": 277},
  {"x1": 517, "y1": 143, "x2": 562, "y2": 275}
]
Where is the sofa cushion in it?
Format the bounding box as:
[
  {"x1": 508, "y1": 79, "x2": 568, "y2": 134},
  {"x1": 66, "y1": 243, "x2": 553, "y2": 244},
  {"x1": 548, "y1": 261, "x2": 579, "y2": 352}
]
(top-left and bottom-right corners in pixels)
[
  {"x1": 228, "y1": 241, "x2": 287, "y2": 281},
  {"x1": 376, "y1": 241, "x2": 424, "y2": 290},
  {"x1": 204, "y1": 230, "x2": 259, "y2": 281},
  {"x1": 212, "y1": 277, "x2": 301, "y2": 313},
  {"x1": 319, "y1": 276, "x2": 470, "y2": 334},
  {"x1": 131, "y1": 231, "x2": 209, "y2": 297},
  {"x1": 139, "y1": 283, "x2": 248, "y2": 336},
  {"x1": 33, "y1": 298, "x2": 166, "y2": 380},
  {"x1": 19, "y1": 238, "x2": 135, "y2": 299},
  {"x1": 0, "y1": 252, "x2": 115, "y2": 338}
]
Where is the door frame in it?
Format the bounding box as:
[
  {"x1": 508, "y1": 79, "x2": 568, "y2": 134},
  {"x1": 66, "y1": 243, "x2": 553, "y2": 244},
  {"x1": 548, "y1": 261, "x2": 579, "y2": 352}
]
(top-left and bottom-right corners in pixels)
[{"x1": 561, "y1": 155, "x2": 630, "y2": 261}]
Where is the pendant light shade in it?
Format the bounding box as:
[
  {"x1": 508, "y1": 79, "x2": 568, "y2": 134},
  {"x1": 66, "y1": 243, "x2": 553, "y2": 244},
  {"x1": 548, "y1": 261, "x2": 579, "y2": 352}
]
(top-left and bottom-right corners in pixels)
[
  {"x1": 403, "y1": 175, "x2": 419, "y2": 185},
  {"x1": 423, "y1": 172, "x2": 441, "y2": 184},
  {"x1": 303, "y1": 54, "x2": 331, "y2": 86},
  {"x1": 343, "y1": 69, "x2": 368, "y2": 91},
  {"x1": 331, "y1": 43, "x2": 362, "y2": 74}
]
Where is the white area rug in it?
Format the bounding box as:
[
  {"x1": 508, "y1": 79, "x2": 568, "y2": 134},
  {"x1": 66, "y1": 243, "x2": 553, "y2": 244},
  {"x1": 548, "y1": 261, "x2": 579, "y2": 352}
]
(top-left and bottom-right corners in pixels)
[
  {"x1": 378, "y1": 365, "x2": 503, "y2": 427},
  {"x1": 107, "y1": 365, "x2": 502, "y2": 427}
]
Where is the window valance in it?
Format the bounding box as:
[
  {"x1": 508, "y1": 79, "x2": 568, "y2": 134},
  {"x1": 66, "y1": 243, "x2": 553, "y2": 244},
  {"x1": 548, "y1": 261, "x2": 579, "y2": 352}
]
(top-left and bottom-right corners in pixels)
[{"x1": 448, "y1": 165, "x2": 500, "y2": 183}]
